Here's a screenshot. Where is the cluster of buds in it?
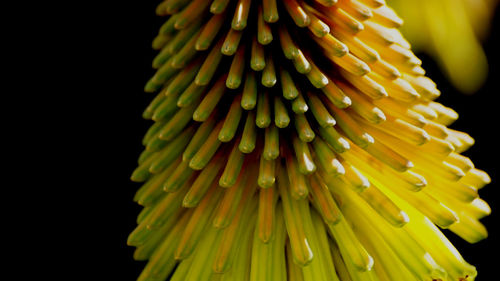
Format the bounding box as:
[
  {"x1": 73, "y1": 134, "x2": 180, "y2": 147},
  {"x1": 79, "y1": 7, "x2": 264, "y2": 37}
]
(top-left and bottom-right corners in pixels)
[{"x1": 129, "y1": 1, "x2": 491, "y2": 281}]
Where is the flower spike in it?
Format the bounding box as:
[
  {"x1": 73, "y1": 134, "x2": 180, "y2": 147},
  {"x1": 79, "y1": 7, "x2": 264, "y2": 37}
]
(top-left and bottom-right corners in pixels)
[{"x1": 130, "y1": 1, "x2": 492, "y2": 281}]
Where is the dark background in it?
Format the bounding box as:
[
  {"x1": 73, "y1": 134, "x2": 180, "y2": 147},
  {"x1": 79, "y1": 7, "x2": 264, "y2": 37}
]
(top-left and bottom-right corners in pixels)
[{"x1": 76, "y1": 2, "x2": 500, "y2": 280}]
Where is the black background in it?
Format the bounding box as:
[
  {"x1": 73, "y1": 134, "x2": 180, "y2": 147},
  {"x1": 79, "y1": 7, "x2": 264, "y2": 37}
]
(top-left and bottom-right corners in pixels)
[{"x1": 71, "y1": 1, "x2": 500, "y2": 280}]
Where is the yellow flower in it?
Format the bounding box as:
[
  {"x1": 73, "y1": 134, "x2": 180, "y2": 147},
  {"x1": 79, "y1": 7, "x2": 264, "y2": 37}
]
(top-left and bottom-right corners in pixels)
[
  {"x1": 129, "y1": 1, "x2": 491, "y2": 281},
  {"x1": 388, "y1": 0, "x2": 498, "y2": 94}
]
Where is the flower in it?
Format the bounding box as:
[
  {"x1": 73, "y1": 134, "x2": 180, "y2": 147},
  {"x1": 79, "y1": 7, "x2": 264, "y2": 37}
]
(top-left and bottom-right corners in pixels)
[
  {"x1": 388, "y1": 0, "x2": 498, "y2": 94},
  {"x1": 129, "y1": 1, "x2": 491, "y2": 281}
]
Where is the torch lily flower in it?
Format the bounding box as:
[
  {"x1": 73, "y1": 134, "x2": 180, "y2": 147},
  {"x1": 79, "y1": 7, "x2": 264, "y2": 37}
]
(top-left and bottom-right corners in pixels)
[{"x1": 129, "y1": 1, "x2": 491, "y2": 281}]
